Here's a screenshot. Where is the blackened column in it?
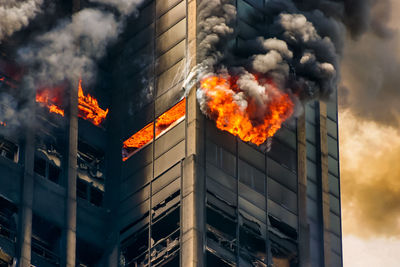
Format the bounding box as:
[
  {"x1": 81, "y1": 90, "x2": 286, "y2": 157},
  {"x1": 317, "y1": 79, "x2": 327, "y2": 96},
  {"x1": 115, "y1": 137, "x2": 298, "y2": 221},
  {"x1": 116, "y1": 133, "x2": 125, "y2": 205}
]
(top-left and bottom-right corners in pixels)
[
  {"x1": 18, "y1": 122, "x2": 35, "y2": 267},
  {"x1": 297, "y1": 113, "x2": 311, "y2": 267}
]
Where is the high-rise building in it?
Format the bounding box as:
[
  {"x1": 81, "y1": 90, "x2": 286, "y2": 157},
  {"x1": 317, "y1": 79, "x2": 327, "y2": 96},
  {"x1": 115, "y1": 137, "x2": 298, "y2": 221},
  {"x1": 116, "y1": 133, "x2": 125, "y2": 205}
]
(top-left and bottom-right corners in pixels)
[{"x1": 0, "y1": 0, "x2": 342, "y2": 267}]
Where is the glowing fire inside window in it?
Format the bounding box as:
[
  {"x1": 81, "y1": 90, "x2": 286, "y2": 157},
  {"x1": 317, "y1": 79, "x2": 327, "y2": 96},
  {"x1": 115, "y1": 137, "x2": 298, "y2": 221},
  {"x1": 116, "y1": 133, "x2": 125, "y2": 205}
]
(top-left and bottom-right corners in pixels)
[
  {"x1": 35, "y1": 80, "x2": 108, "y2": 126},
  {"x1": 122, "y1": 98, "x2": 186, "y2": 162}
]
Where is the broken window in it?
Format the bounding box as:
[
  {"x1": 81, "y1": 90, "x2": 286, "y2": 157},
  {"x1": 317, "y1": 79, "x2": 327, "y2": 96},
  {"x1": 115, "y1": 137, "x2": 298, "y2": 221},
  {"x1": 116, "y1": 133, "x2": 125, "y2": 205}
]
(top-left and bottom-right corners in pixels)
[
  {"x1": 150, "y1": 205, "x2": 180, "y2": 266},
  {"x1": 0, "y1": 196, "x2": 17, "y2": 243},
  {"x1": 34, "y1": 143, "x2": 62, "y2": 184},
  {"x1": 122, "y1": 98, "x2": 185, "y2": 161},
  {"x1": 31, "y1": 214, "x2": 61, "y2": 266},
  {"x1": 206, "y1": 197, "x2": 237, "y2": 262},
  {"x1": 120, "y1": 227, "x2": 149, "y2": 267},
  {"x1": 239, "y1": 213, "x2": 266, "y2": 266},
  {"x1": 76, "y1": 141, "x2": 105, "y2": 207},
  {"x1": 0, "y1": 137, "x2": 18, "y2": 163},
  {"x1": 76, "y1": 238, "x2": 103, "y2": 267},
  {"x1": 206, "y1": 250, "x2": 235, "y2": 267}
]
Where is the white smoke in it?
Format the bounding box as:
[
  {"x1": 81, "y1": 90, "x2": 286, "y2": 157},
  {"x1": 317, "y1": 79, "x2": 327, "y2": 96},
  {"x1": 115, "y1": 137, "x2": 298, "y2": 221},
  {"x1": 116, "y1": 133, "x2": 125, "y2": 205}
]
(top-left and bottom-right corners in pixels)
[{"x1": 0, "y1": 0, "x2": 44, "y2": 42}]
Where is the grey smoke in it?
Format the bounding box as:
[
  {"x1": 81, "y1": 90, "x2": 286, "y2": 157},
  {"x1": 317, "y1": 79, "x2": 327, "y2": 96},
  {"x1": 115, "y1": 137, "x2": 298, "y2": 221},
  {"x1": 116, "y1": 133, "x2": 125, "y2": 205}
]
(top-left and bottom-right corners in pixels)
[
  {"x1": 89, "y1": 0, "x2": 143, "y2": 16},
  {"x1": 0, "y1": 0, "x2": 44, "y2": 42},
  {"x1": 18, "y1": 0, "x2": 144, "y2": 89},
  {"x1": 195, "y1": 0, "x2": 380, "y2": 131},
  {"x1": 339, "y1": 0, "x2": 400, "y2": 127}
]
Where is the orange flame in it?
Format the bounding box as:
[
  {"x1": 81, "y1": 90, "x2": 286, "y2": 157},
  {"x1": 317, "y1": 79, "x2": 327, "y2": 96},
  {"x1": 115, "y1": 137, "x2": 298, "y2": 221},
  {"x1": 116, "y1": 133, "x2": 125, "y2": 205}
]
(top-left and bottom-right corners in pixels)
[
  {"x1": 78, "y1": 80, "x2": 109, "y2": 126},
  {"x1": 122, "y1": 98, "x2": 186, "y2": 161},
  {"x1": 0, "y1": 121, "x2": 6, "y2": 127},
  {"x1": 36, "y1": 87, "x2": 65, "y2": 116},
  {"x1": 200, "y1": 75, "x2": 294, "y2": 145}
]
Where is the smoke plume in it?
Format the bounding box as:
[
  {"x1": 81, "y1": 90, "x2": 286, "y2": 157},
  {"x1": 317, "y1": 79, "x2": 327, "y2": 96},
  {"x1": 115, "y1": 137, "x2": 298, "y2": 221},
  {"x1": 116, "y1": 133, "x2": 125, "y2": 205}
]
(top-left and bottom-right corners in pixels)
[
  {"x1": 0, "y1": 0, "x2": 44, "y2": 43},
  {"x1": 340, "y1": 0, "x2": 400, "y2": 127},
  {"x1": 339, "y1": 0, "x2": 400, "y2": 239},
  {"x1": 18, "y1": 0, "x2": 144, "y2": 89},
  {"x1": 193, "y1": 0, "x2": 376, "y2": 145}
]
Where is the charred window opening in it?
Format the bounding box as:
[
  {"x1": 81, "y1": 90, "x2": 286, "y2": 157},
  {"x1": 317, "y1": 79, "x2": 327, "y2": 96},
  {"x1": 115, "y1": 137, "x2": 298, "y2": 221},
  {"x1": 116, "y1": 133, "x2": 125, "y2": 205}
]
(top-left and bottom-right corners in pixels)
[
  {"x1": 206, "y1": 195, "x2": 237, "y2": 262},
  {"x1": 150, "y1": 205, "x2": 180, "y2": 266},
  {"x1": 268, "y1": 215, "x2": 297, "y2": 240},
  {"x1": 76, "y1": 238, "x2": 103, "y2": 267},
  {"x1": 31, "y1": 215, "x2": 61, "y2": 266},
  {"x1": 0, "y1": 197, "x2": 17, "y2": 243},
  {"x1": 239, "y1": 213, "x2": 266, "y2": 266},
  {"x1": 34, "y1": 143, "x2": 62, "y2": 184},
  {"x1": 120, "y1": 227, "x2": 149, "y2": 267},
  {"x1": 0, "y1": 137, "x2": 18, "y2": 163},
  {"x1": 122, "y1": 98, "x2": 185, "y2": 161},
  {"x1": 76, "y1": 141, "x2": 105, "y2": 207},
  {"x1": 206, "y1": 250, "x2": 235, "y2": 267}
]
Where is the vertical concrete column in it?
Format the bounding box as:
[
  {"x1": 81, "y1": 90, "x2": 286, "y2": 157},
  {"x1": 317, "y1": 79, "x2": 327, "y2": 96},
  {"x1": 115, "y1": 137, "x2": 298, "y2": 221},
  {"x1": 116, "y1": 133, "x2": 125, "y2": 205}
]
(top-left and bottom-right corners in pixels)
[
  {"x1": 181, "y1": 1, "x2": 205, "y2": 266},
  {"x1": 297, "y1": 114, "x2": 310, "y2": 267},
  {"x1": 62, "y1": 83, "x2": 78, "y2": 267},
  {"x1": 18, "y1": 129, "x2": 35, "y2": 267},
  {"x1": 318, "y1": 101, "x2": 331, "y2": 267}
]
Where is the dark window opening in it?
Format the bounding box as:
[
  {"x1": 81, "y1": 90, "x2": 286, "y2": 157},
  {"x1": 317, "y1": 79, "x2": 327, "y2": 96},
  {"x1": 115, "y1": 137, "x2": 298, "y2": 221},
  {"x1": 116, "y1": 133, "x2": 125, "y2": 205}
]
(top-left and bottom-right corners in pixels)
[
  {"x1": 0, "y1": 137, "x2": 18, "y2": 163},
  {"x1": 206, "y1": 204, "x2": 237, "y2": 256},
  {"x1": 239, "y1": 214, "x2": 266, "y2": 265},
  {"x1": 34, "y1": 144, "x2": 62, "y2": 184},
  {"x1": 120, "y1": 227, "x2": 149, "y2": 267},
  {"x1": 150, "y1": 203, "x2": 180, "y2": 266},
  {"x1": 76, "y1": 177, "x2": 104, "y2": 207},
  {"x1": 76, "y1": 238, "x2": 103, "y2": 267},
  {"x1": 268, "y1": 216, "x2": 297, "y2": 240},
  {"x1": 34, "y1": 157, "x2": 46, "y2": 177},
  {"x1": 206, "y1": 250, "x2": 235, "y2": 267},
  {"x1": 31, "y1": 215, "x2": 61, "y2": 266},
  {"x1": 0, "y1": 197, "x2": 17, "y2": 243}
]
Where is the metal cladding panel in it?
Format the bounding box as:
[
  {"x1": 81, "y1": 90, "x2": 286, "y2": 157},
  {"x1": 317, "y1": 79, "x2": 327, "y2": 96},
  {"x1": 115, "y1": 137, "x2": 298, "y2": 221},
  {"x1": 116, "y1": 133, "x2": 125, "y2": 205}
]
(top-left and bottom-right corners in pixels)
[
  {"x1": 154, "y1": 139, "x2": 185, "y2": 177},
  {"x1": 119, "y1": 185, "x2": 150, "y2": 215},
  {"x1": 330, "y1": 232, "x2": 342, "y2": 255},
  {"x1": 206, "y1": 162, "x2": 236, "y2": 192},
  {"x1": 76, "y1": 200, "x2": 107, "y2": 246},
  {"x1": 156, "y1": 0, "x2": 183, "y2": 17},
  {"x1": 119, "y1": 199, "x2": 150, "y2": 232},
  {"x1": 152, "y1": 163, "x2": 180, "y2": 195},
  {"x1": 238, "y1": 141, "x2": 265, "y2": 171},
  {"x1": 330, "y1": 212, "x2": 341, "y2": 236},
  {"x1": 155, "y1": 120, "x2": 185, "y2": 158},
  {"x1": 267, "y1": 158, "x2": 297, "y2": 192},
  {"x1": 151, "y1": 177, "x2": 180, "y2": 208},
  {"x1": 267, "y1": 178, "x2": 297, "y2": 215},
  {"x1": 268, "y1": 199, "x2": 298, "y2": 230},
  {"x1": 156, "y1": 39, "x2": 185, "y2": 75},
  {"x1": 120, "y1": 163, "x2": 153, "y2": 201},
  {"x1": 156, "y1": 18, "x2": 186, "y2": 55},
  {"x1": 206, "y1": 120, "x2": 236, "y2": 155},
  {"x1": 33, "y1": 176, "x2": 65, "y2": 226},
  {"x1": 0, "y1": 160, "x2": 21, "y2": 204},
  {"x1": 238, "y1": 182, "x2": 265, "y2": 212},
  {"x1": 123, "y1": 143, "x2": 153, "y2": 178},
  {"x1": 206, "y1": 176, "x2": 237, "y2": 207},
  {"x1": 331, "y1": 251, "x2": 342, "y2": 267},
  {"x1": 156, "y1": 1, "x2": 186, "y2": 35},
  {"x1": 156, "y1": 59, "x2": 185, "y2": 97},
  {"x1": 155, "y1": 82, "x2": 184, "y2": 117},
  {"x1": 238, "y1": 198, "x2": 266, "y2": 227}
]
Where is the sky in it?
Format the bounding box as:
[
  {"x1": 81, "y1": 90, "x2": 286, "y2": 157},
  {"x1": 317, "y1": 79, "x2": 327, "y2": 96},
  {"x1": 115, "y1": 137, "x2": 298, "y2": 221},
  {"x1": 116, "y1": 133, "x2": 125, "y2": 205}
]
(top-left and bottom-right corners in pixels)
[{"x1": 339, "y1": 0, "x2": 400, "y2": 266}]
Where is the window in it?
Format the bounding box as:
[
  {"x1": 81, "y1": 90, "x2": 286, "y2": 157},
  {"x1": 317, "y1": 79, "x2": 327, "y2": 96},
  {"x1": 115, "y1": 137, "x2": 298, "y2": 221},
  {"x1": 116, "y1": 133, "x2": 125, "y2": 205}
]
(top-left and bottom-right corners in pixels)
[
  {"x1": 0, "y1": 137, "x2": 18, "y2": 162},
  {"x1": 34, "y1": 148, "x2": 61, "y2": 184}
]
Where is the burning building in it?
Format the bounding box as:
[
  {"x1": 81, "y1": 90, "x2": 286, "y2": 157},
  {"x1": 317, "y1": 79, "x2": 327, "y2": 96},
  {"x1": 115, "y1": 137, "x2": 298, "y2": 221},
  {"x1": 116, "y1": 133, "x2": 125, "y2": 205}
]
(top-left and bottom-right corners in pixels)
[{"x1": 0, "y1": 0, "x2": 343, "y2": 267}]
